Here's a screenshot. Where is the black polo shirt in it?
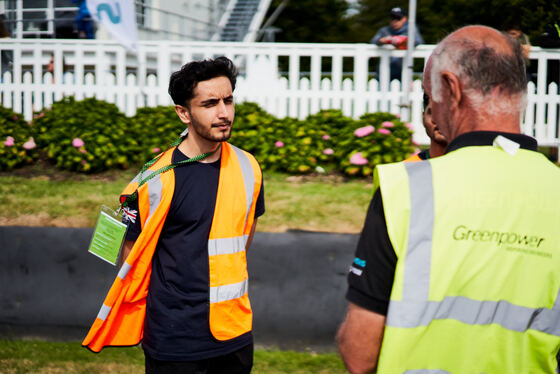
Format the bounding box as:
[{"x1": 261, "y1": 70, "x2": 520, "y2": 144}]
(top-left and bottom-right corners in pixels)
[
  {"x1": 346, "y1": 131, "x2": 538, "y2": 315},
  {"x1": 123, "y1": 146, "x2": 265, "y2": 361}
]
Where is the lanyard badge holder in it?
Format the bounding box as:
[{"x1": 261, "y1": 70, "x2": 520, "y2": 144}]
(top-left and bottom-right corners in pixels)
[
  {"x1": 88, "y1": 205, "x2": 129, "y2": 265},
  {"x1": 88, "y1": 134, "x2": 220, "y2": 266}
]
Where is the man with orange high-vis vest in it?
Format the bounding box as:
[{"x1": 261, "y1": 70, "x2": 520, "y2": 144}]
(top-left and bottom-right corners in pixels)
[{"x1": 83, "y1": 57, "x2": 264, "y2": 374}]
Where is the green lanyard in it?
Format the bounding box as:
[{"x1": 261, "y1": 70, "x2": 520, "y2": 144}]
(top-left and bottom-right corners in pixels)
[{"x1": 121, "y1": 139, "x2": 221, "y2": 210}]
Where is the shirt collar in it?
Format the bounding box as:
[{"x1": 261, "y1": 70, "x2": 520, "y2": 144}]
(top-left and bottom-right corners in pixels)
[{"x1": 445, "y1": 131, "x2": 538, "y2": 154}]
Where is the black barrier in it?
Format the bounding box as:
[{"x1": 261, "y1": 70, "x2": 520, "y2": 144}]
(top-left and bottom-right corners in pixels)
[{"x1": 0, "y1": 227, "x2": 358, "y2": 350}]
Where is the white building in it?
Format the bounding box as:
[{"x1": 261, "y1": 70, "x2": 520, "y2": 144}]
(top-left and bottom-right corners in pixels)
[{"x1": 0, "y1": 0, "x2": 271, "y2": 42}]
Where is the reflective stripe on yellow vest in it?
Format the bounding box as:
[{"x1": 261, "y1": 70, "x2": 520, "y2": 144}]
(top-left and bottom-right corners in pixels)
[
  {"x1": 82, "y1": 142, "x2": 261, "y2": 352},
  {"x1": 374, "y1": 145, "x2": 560, "y2": 373}
]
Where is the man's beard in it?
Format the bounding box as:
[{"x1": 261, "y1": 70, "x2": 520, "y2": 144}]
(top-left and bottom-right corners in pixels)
[{"x1": 189, "y1": 115, "x2": 233, "y2": 143}]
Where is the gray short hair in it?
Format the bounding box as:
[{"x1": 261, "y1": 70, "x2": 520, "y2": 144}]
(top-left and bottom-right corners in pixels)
[{"x1": 430, "y1": 32, "x2": 527, "y2": 115}]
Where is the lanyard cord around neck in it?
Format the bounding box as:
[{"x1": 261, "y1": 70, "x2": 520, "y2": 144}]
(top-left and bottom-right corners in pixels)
[{"x1": 121, "y1": 138, "x2": 221, "y2": 210}]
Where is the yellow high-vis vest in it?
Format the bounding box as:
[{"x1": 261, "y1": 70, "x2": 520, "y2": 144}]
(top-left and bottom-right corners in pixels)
[
  {"x1": 83, "y1": 142, "x2": 262, "y2": 352},
  {"x1": 375, "y1": 144, "x2": 560, "y2": 373}
]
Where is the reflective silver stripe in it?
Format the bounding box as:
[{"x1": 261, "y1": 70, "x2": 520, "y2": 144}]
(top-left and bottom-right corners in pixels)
[
  {"x1": 209, "y1": 278, "x2": 248, "y2": 303},
  {"x1": 531, "y1": 287, "x2": 560, "y2": 336},
  {"x1": 402, "y1": 162, "x2": 434, "y2": 301},
  {"x1": 230, "y1": 144, "x2": 255, "y2": 220},
  {"x1": 131, "y1": 168, "x2": 154, "y2": 185},
  {"x1": 405, "y1": 370, "x2": 451, "y2": 374},
  {"x1": 208, "y1": 235, "x2": 248, "y2": 256},
  {"x1": 130, "y1": 171, "x2": 141, "y2": 184},
  {"x1": 386, "y1": 161, "x2": 560, "y2": 337},
  {"x1": 388, "y1": 296, "x2": 560, "y2": 335},
  {"x1": 97, "y1": 304, "x2": 111, "y2": 321},
  {"x1": 144, "y1": 173, "x2": 162, "y2": 225},
  {"x1": 118, "y1": 261, "x2": 131, "y2": 279}
]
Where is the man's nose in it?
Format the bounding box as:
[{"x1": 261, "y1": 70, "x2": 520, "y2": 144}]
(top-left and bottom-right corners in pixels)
[{"x1": 217, "y1": 100, "x2": 228, "y2": 117}]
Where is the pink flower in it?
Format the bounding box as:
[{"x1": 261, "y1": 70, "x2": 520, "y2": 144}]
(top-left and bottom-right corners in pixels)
[
  {"x1": 378, "y1": 128, "x2": 391, "y2": 135},
  {"x1": 81, "y1": 160, "x2": 87, "y2": 165},
  {"x1": 350, "y1": 152, "x2": 368, "y2": 165},
  {"x1": 23, "y1": 137, "x2": 36, "y2": 150},
  {"x1": 152, "y1": 147, "x2": 161, "y2": 153},
  {"x1": 275, "y1": 141, "x2": 284, "y2": 148},
  {"x1": 4, "y1": 136, "x2": 14, "y2": 147},
  {"x1": 354, "y1": 125, "x2": 375, "y2": 138},
  {"x1": 322, "y1": 134, "x2": 331, "y2": 140},
  {"x1": 405, "y1": 122, "x2": 414, "y2": 130},
  {"x1": 395, "y1": 113, "x2": 401, "y2": 118},
  {"x1": 323, "y1": 148, "x2": 334, "y2": 155},
  {"x1": 72, "y1": 138, "x2": 84, "y2": 148},
  {"x1": 79, "y1": 147, "x2": 87, "y2": 154},
  {"x1": 381, "y1": 121, "x2": 394, "y2": 128},
  {"x1": 12, "y1": 115, "x2": 18, "y2": 121}
]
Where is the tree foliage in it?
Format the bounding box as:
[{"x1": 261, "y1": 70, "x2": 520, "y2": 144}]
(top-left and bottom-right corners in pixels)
[
  {"x1": 264, "y1": 0, "x2": 560, "y2": 45},
  {"x1": 349, "y1": 0, "x2": 560, "y2": 45},
  {"x1": 264, "y1": 0, "x2": 353, "y2": 43}
]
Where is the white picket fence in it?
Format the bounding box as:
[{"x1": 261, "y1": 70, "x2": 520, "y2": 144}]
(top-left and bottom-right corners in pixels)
[{"x1": 1, "y1": 38, "x2": 559, "y2": 148}]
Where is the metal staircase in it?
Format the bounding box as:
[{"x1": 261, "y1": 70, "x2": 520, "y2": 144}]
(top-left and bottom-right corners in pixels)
[{"x1": 213, "y1": 0, "x2": 273, "y2": 42}]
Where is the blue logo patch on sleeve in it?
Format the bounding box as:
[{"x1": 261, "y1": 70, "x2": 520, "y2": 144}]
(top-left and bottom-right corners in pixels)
[{"x1": 353, "y1": 257, "x2": 366, "y2": 267}]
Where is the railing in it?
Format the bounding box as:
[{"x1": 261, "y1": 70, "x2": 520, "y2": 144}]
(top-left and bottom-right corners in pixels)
[
  {"x1": 1, "y1": 1, "x2": 224, "y2": 41},
  {"x1": 0, "y1": 38, "x2": 559, "y2": 148}
]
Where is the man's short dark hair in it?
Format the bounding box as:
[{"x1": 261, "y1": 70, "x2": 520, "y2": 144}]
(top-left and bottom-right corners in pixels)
[
  {"x1": 168, "y1": 56, "x2": 238, "y2": 107},
  {"x1": 457, "y1": 36, "x2": 526, "y2": 96}
]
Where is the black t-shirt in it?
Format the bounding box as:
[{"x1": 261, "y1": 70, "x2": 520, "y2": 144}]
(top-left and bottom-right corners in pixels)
[
  {"x1": 123, "y1": 146, "x2": 265, "y2": 361},
  {"x1": 346, "y1": 131, "x2": 538, "y2": 315}
]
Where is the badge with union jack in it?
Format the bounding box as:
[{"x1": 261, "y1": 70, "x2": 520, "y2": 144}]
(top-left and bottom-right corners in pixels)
[{"x1": 122, "y1": 207, "x2": 137, "y2": 224}]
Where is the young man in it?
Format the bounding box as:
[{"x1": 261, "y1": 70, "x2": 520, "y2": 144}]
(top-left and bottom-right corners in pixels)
[
  {"x1": 83, "y1": 57, "x2": 264, "y2": 374},
  {"x1": 338, "y1": 26, "x2": 560, "y2": 373}
]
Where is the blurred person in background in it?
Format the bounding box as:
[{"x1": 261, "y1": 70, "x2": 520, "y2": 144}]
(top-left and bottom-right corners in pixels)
[{"x1": 370, "y1": 7, "x2": 424, "y2": 81}]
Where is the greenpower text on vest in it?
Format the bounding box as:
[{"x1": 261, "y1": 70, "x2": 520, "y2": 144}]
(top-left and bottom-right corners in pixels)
[{"x1": 452, "y1": 225, "x2": 550, "y2": 258}]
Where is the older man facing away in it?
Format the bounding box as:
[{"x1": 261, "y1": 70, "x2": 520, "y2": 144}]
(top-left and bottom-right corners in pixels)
[{"x1": 337, "y1": 25, "x2": 560, "y2": 374}]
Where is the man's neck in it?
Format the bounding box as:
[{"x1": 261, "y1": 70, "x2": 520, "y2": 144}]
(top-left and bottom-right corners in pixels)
[
  {"x1": 178, "y1": 135, "x2": 221, "y2": 163},
  {"x1": 450, "y1": 111, "x2": 521, "y2": 141},
  {"x1": 429, "y1": 142, "x2": 447, "y2": 158}
]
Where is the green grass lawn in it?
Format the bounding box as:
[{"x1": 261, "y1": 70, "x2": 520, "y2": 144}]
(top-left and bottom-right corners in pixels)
[
  {"x1": 0, "y1": 164, "x2": 367, "y2": 373},
  {"x1": 0, "y1": 340, "x2": 346, "y2": 374},
  {"x1": 0, "y1": 164, "x2": 374, "y2": 233}
]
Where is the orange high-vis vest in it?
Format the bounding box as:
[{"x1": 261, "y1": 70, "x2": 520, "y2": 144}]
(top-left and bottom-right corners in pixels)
[
  {"x1": 404, "y1": 153, "x2": 422, "y2": 162},
  {"x1": 82, "y1": 142, "x2": 262, "y2": 352}
]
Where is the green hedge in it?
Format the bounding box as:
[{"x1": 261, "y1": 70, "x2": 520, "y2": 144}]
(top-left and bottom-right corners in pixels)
[
  {"x1": 231, "y1": 104, "x2": 415, "y2": 177},
  {"x1": 32, "y1": 97, "x2": 142, "y2": 172},
  {"x1": 131, "y1": 106, "x2": 186, "y2": 164},
  {"x1": 337, "y1": 112, "x2": 415, "y2": 177},
  {"x1": 0, "y1": 107, "x2": 37, "y2": 171},
  {"x1": 3, "y1": 97, "x2": 415, "y2": 176}
]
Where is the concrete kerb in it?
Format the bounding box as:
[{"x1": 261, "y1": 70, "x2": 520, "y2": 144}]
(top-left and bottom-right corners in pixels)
[{"x1": 0, "y1": 227, "x2": 358, "y2": 351}]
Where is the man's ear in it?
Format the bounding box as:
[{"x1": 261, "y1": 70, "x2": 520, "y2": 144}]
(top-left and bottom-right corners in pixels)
[
  {"x1": 175, "y1": 105, "x2": 191, "y2": 124},
  {"x1": 440, "y1": 71, "x2": 462, "y2": 109}
]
